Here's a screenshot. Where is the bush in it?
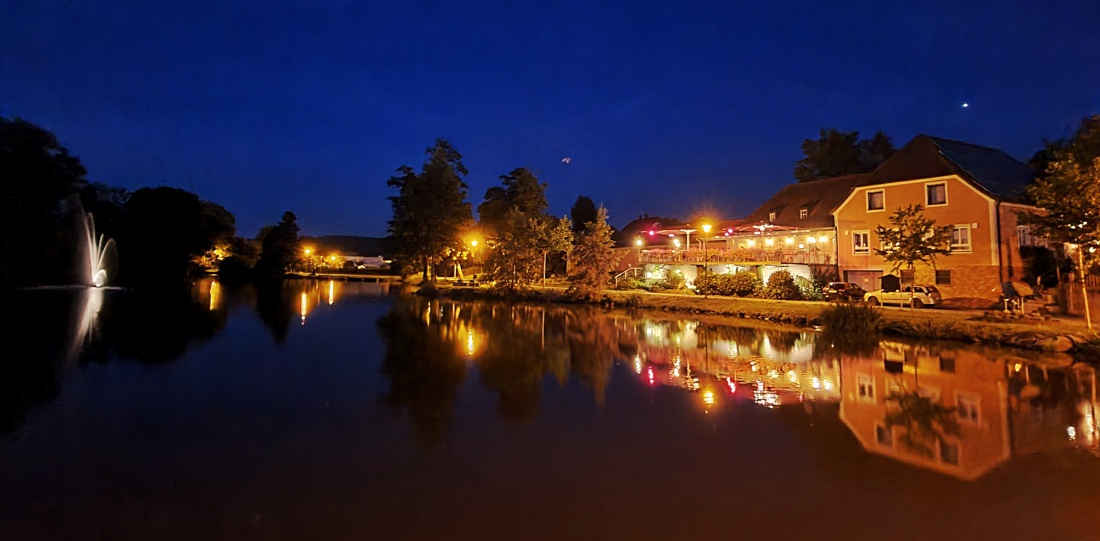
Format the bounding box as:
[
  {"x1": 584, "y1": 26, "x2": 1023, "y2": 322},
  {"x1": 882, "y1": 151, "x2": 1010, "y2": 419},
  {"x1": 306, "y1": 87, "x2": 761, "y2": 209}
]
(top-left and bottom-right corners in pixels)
[
  {"x1": 820, "y1": 302, "x2": 882, "y2": 334},
  {"x1": 612, "y1": 277, "x2": 647, "y2": 291},
  {"x1": 658, "y1": 270, "x2": 686, "y2": 291},
  {"x1": 695, "y1": 271, "x2": 762, "y2": 297},
  {"x1": 794, "y1": 275, "x2": 824, "y2": 300},
  {"x1": 729, "y1": 271, "x2": 762, "y2": 296},
  {"x1": 760, "y1": 269, "x2": 802, "y2": 300}
]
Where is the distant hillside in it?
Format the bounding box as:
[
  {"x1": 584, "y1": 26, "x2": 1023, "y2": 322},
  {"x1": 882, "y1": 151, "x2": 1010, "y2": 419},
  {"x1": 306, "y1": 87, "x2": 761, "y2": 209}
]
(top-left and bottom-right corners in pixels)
[{"x1": 304, "y1": 235, "x2": 393, "y2": 258}]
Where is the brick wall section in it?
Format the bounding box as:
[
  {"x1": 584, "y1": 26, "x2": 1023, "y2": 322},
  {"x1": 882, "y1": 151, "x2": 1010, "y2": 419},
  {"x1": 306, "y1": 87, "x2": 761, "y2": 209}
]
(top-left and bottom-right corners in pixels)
[{"x1": 913, "y1": 265, "x2": 1002, "y2": 299}]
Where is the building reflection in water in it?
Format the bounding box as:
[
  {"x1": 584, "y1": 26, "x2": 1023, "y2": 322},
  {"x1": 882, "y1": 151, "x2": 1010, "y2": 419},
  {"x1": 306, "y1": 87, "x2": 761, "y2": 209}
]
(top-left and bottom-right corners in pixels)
[{"x1": 628, "y1": 315, "x2": 1098, "y2": 480}]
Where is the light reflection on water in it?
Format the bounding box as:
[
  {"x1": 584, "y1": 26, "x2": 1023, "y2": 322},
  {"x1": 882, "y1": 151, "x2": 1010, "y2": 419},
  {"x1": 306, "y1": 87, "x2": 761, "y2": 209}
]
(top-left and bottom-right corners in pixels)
[{"x1": 3, "y1": 279, "x2": 1100, "y2": 540}]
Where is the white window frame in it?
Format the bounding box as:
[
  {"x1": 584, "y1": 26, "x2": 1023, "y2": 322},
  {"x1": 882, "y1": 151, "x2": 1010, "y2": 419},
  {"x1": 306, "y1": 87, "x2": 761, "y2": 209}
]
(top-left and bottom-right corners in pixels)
[
  {"x1": 925, "y1": 182, "x2": 948, "y2": 206},
  {"x1": 799, "y1": 208, "x2": 808, "y2": 220},
  {"x1": 867, "y1": 190, "x2": 885, "y2": 212},
  {"x1": 853, "y1": 231, "x2": 870, "y2": 255},
  {"x1": 935, "y1": 269, "x2": 952, "y2": 285},
  {"x1": 950, "y1": 224, "x2": 972, "y2": 253},
  {"x1": 768, "y1": 211, "x2": 776, "y2": 222},
  {"x1": 956, "y1": 393, "x2": 980, "y2": 424},
  {"x1": 857, "y1": 374, "x2": 875, "y2": 401}
]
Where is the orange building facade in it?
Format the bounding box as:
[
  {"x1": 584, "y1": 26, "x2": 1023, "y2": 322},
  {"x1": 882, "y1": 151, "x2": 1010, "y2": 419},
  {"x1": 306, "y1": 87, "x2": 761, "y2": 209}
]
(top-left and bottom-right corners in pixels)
[{"x1": 830, "y1": 136, "x2": 1042, "y2": 300}]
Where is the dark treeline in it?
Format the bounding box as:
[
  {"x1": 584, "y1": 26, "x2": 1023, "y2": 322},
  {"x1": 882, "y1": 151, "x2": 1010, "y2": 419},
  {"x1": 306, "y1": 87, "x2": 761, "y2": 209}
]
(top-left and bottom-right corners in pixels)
[{"x1": 0, "y1": 117, "x2": 302, "y2": 290}]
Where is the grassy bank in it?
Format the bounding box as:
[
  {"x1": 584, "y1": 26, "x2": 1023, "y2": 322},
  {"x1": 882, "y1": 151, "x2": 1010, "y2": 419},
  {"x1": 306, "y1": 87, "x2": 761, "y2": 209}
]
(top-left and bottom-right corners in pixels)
[{"x1": 431, "y1": 283, "x2": 1098, "y2": 355}]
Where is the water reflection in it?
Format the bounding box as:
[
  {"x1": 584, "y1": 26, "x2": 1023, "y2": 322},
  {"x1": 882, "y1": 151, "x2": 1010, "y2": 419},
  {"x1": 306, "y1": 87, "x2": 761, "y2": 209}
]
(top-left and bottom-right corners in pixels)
[{"x1": 377, "y1": 297, "x2": 1100, "y2": 479}]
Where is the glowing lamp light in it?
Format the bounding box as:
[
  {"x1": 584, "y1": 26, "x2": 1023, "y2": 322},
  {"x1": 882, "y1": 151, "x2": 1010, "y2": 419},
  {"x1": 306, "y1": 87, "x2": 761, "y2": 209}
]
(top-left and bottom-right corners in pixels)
[
  {"x1": 702, "y1": 224, "x2": 712, "y2": 234},
  {"x1": 818, "y1": 235, "x2": 828, "y2": 243},
  {"x1": 746, "y1": 239, "x2": 755, "y2": 247},
  {"x1": 635, "y1": 238, "x2": 644, "y2": 247},
  {"x1": 303, "y1": 248, "x2": 312, "y2": 255},
  {"x1": 765, "y1": 238, "x2": 774, "y2": 246},
  {"x1": 702, "y1": 390, "x2": 715, "y2": 406},
  {"x1": 668, "y1": 233, "x2": 675, "y2": 238},
  {"x1": 673, "y1": 239, "x2": 682, "y2": 248},
  {"x1": 470, "y1": 240, "x2": 478, "y2": 247},
  {"x1": 807, "y1": 236, "x2": 816, "y2": 244},
  {"x1": 785, "y1": 237, "x2": 794, "y2": 245},
  {"x1": 648, "y1": 230, "x2": 655, "y2": 236}
]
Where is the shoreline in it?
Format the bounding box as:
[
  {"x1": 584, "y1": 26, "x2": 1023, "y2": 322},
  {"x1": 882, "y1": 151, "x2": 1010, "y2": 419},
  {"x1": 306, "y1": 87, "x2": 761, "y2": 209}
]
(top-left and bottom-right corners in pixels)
[{"x1": 424, "y1": 283, "x2": 1097, "y2": 356}]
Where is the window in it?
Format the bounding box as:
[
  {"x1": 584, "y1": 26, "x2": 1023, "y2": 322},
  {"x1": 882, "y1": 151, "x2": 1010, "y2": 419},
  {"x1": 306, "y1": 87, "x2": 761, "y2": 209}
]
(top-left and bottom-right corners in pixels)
[
  {"x1": 939, "y1": 354, "x2": 956, "y2": 373},
  {"x1": 957, "y1": 394, "x2": 980, "y2": 423},
  {"x1": 867, "y1": 190, "x2": 885, "y2": 211},
  {"x1": 853, "y1": 231, "x2": 870, "y2": 254},
  {"x1": 939, "y1": 440, "x2": 960, "y2": 465},
  {"x1": 1017, "y1": 225, "x2": 1045, "y2": 247},
  {"x1": 768, "y1": 211, "x2": 776, "y2": 222},
  {"x1": 900, "y1": 269, "x2": 915, "y2": 284},
  {"x1": 799, "y1": 208, "x2": 808, "y2": 219},
  {"x1": 935, "y1": 270, "x2": 952, "y2": 285},
  {"x1": 950, "y1": 225, "x2": 971, "y2": 252},
  {"x1": 926, "y1": 183, "x2": 947, "y2": 206},
  {"x1": 875, "y1": 425, "x2": 893, "y2": 446},
  {"x1": 858, "y1": 374, "x2": 875, "y2": 401}
]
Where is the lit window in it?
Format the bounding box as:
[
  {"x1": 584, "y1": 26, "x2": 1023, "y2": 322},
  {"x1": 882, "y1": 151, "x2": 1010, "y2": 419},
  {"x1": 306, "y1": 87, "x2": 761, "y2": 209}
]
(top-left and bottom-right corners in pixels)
[
  {"x1": 768, "y1": 211, "x2": 776, "y2": 222},
  {"x1": 799, "y1": 208, "x2": 808, "y2": 219},
  {"x1": 926, "y1": 183, "x2": 947, "y2": 206},
  {"x1": 935, "y1": 269, "x2": 952, "y2": 285},
  {"x1": 950, "y1": 225, "x2": 971, "y2": 252},
  {"x1": 853, "y1": 231, "x2": 870, "y2": 254},
  {"x1": 867, "y1": 190, "x2": 885, "y2": 211},
  {"x1": 858, "y1": 374, "x2": 875, "y2": 401},
  {"x1": 957, "y1": 394, "x2": 980, "y2": 423}
]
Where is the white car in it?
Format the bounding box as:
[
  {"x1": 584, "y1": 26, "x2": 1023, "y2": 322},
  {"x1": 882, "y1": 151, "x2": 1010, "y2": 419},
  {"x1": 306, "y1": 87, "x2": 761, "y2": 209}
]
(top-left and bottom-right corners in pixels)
[{"x1": 863, "y1": 285, "x2": 943, "y2": 308}]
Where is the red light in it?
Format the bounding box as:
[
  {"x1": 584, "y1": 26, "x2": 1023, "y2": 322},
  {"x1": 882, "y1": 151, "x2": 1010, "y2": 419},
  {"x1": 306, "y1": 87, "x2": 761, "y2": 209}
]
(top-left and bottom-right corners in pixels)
[{"x1": 648, "y1": 230, "x2": 655, "y2": 236}]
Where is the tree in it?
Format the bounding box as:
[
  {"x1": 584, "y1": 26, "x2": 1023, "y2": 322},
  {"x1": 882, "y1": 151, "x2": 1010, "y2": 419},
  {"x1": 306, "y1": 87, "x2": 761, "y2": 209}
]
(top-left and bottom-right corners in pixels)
[
  {"x1": 0, "y1": 117, "x2": 89, "y2": 287},
  {"x1": 570, "y1": 196, "x2": 598, "y2": 234},
  {"x1": 387, "y1": 139, "x2": 473, "y2": 280},
  {"x1": 254, "y1": 211, "x2": 300, "y2": 281},
  {"x1": 794, "y1": 129, "x2": 895, "y2": 182},
  {"x1": 568, "y1": 206, "x2": 621, "y2": 300},
  {"x1": 874, "y1": 204, "x2": 952, "y2": 307},
  {"x1": 534, "y1": 215, "x2": 574, "y2": 283},
  {"x1": 118, "y1": 187, "x2": 237, "y2": 284},
  {"x1": 1024, "y1": 115, "x2": 1100, "y2": 329}
]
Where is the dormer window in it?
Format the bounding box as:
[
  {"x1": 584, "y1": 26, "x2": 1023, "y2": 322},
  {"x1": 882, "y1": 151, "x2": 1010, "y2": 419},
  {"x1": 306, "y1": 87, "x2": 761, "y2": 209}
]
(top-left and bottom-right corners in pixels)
[
  {"x1": 799, "y1": 208, "x2": 808, "y2": 220},
  {"x1": 768, "y1": 212, "x2": 776, "y2": 222}
]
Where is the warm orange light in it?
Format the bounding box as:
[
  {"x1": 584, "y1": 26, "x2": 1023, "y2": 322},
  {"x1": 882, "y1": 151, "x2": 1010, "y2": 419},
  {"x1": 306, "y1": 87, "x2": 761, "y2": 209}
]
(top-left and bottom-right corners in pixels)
[
  {"x1": 470, "y1": 240, "x2": 479, "y2": 247},
  {"x1": 702, "y1": 224, "x2": 712, "y2": 234},
  {"x1": 635, "y1": 238, "x2": 644, "y2": 247},
  {"x1": 303, "y1": 248, "x2": 312, "y2": 255}
]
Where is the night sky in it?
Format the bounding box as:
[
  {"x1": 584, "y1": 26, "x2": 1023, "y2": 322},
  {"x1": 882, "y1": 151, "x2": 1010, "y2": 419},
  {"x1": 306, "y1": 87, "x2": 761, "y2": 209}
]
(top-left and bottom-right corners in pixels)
[{"x1": 3, "y1": 0, "x2": 1098, "y2": 237}]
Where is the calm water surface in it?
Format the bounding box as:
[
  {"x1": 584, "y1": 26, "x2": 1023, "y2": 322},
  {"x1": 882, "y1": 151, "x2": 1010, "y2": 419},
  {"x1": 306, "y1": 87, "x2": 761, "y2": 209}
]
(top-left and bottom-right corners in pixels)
[{"x1": 2, "y1": 279, "x2": 1100, "y2": 540}]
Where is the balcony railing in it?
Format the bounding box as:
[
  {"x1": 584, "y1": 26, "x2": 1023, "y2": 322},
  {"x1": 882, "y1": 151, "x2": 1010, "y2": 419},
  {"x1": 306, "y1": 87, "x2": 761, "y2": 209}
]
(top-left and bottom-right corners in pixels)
[{"x1": 639, "y1": 248, "x2": 832, "y2": 266}]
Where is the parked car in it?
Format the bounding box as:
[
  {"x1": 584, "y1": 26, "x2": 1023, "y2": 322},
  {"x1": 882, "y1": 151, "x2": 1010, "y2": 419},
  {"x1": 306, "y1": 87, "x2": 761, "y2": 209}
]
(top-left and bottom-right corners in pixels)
[
  {"x1": 823, "y1": 282, "x2": 866, "y2": 301},
  {"x1": 863, "y1": 285, "x2": 943, "y2": 308}
]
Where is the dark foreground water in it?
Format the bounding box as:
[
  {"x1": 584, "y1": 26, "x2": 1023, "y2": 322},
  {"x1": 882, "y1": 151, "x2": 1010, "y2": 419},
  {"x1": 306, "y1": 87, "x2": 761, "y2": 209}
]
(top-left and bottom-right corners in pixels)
[{"x1": 2, "y1": 279, "x2": 1100, "y2": 540}]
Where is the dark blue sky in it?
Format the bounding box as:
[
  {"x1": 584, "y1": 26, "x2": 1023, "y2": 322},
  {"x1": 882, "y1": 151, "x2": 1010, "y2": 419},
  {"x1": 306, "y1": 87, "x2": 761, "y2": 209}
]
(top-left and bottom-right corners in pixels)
[{"x1": 3, "y1": 0, "x2": 1098, "y2": 237}]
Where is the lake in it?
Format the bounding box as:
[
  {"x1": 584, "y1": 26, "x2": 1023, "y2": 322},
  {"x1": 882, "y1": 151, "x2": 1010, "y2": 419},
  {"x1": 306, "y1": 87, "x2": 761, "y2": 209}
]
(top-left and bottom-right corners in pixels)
[{"x1": 2, "y1": 279, "x2": 1099, "y2": 540}]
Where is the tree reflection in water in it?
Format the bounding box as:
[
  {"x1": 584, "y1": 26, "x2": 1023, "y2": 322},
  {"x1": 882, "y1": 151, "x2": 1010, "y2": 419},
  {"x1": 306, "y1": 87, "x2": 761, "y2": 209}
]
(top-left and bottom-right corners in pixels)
[
  {"x1": 0, "y1": 284, "x2": 229, "y2": 433},
  {"x1": 376, "y1": 298, "x2": 630, "y2": 439}
]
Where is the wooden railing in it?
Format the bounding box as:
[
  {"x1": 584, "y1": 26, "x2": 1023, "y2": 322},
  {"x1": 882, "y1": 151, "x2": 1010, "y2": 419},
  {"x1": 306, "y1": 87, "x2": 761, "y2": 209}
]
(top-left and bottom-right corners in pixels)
[{"x1": 639, "y1": 248, "x2": 831, "y2": 266}]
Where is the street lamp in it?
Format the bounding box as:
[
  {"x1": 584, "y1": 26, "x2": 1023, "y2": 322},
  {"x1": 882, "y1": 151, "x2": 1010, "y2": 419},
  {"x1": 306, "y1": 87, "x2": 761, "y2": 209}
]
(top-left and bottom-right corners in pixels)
[{"x1": 701, "y1": 223, "x2": 712, "y2": 299}]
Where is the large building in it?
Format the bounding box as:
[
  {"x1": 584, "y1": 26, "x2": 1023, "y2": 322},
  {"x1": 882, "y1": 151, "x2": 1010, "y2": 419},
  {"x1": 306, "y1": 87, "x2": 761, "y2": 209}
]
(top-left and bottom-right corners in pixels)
[
  {"x1": 833, "y1": 135, "x2": 1042, "y2": 299},
  {"x1": 635, "y1": 135, "x2": 1043, "y2": 300}
]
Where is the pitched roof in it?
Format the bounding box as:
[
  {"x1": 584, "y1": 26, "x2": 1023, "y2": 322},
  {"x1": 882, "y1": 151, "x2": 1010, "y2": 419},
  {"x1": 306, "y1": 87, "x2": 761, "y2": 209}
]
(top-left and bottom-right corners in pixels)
[
  {"x1": 742, "y1": 173, "x2": 870, "y2": 228},
  {"x1": 867, "y1": 135, "x2": 1034, "y2": 201}
]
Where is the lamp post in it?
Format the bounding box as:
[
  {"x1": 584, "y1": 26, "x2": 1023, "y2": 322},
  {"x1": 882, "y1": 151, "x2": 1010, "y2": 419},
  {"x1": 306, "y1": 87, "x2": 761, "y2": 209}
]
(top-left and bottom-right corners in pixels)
[{"x1": 701, "y1": 224, "x2": 712, "y2": 298}]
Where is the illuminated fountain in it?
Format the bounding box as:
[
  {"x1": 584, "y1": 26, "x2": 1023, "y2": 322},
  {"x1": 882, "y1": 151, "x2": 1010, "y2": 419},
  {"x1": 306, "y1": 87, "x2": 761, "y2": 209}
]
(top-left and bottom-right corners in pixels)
[{"x1": 79, "y1": 212, "x2": 115, "y2": 288}]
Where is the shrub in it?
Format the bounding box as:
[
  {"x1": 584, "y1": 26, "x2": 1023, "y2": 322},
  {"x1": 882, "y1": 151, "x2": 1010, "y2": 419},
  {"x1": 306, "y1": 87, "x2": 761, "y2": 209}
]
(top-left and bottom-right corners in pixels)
[
  {"x1": 729, "y1": 271, "x2": 762, "y2": 296},
  {"x1": 760, "y1": 270, "x2": 802, "y2": 300},
  {"x1": 623, "y1": 294, "x2": 644, "y2": 309},
  {"x1": 820, "y1": 302, "x2": 882, "y2": 334},
  {"x1": 658, "y1": 270, "x2": 686, "y2": 291},
  {"x1": 794, "y1": 275, "x2": 824, "y2": 300}
]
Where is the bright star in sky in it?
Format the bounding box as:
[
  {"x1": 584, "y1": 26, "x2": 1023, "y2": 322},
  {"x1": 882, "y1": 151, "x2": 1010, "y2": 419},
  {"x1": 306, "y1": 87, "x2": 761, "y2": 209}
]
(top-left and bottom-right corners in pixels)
[{"x1": 962, "y1": 103, "x2": 969, "y2": 108}]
